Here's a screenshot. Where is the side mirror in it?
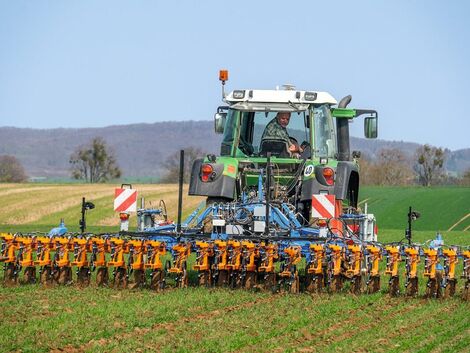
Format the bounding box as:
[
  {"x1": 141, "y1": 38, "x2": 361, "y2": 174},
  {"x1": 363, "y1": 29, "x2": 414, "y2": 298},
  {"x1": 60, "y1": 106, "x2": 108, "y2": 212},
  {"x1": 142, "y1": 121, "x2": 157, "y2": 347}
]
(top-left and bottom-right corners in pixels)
[
  {"x1": 214, "y1": 112, "x2": 227, "y2": 134},
  {"x1": 364, "y1": 116, "x2": 378, "y2": 139}
]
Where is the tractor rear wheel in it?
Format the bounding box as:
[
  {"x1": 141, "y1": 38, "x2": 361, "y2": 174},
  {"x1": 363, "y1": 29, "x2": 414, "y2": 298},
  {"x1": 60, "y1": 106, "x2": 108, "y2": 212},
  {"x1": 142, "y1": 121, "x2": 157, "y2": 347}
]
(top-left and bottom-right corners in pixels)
[{"x1": 96, "y1": 267, "x2": 109, "y2": 287}]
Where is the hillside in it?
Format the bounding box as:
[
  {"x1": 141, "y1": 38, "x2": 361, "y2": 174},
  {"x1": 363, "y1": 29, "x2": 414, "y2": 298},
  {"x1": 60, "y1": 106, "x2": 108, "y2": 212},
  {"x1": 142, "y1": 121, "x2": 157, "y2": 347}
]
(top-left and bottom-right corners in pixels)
[{"x1": 0, "y1": 122, "x2": 468, "y2": 179}]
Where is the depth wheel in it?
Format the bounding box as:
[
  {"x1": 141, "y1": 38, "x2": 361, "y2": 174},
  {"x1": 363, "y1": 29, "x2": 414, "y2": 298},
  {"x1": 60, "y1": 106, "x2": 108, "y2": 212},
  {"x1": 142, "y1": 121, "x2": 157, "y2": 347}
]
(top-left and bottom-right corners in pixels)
[{"x1": 96, "y1": 267, "x2": 109, "y2": 287}]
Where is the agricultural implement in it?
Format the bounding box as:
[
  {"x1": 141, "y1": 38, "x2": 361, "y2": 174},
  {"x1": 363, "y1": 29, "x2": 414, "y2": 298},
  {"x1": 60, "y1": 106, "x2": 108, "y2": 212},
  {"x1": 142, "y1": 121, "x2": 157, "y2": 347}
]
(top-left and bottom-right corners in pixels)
[{"x1": 1, "y1": 71, "x2": 469, "y2": 300}]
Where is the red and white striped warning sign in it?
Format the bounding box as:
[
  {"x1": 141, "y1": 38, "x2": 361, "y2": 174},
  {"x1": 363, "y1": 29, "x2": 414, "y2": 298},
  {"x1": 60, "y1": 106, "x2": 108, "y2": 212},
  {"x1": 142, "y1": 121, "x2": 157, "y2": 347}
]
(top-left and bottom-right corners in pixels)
[
  {"x1": 114, "y1": 188, "x2": 137, "y2": 213},
  {"x1": 312, "y1": 194, "x2": 336, "y2": 219}
]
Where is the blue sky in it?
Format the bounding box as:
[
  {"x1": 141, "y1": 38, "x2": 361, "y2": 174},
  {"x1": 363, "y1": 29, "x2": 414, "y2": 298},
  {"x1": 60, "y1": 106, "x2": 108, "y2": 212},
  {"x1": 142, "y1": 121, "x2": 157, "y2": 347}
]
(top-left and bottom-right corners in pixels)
[{"x1": 0, "y1": 0, "x2": 469, "y2": 150}]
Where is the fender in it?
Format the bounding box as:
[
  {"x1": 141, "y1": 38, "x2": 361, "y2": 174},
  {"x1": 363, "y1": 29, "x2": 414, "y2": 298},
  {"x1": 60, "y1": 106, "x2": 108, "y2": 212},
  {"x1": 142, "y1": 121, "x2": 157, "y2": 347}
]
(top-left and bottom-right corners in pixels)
[{"x1": 188, "y1": 159, "x2": 235, "y2": 199}]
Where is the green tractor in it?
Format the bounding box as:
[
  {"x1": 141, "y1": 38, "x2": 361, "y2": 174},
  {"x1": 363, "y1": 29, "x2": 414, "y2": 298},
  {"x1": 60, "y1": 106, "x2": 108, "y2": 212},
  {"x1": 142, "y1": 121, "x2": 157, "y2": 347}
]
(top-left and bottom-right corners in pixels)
[{"x1": 189, "y1": 71, "x2": 378, "y2": 223}]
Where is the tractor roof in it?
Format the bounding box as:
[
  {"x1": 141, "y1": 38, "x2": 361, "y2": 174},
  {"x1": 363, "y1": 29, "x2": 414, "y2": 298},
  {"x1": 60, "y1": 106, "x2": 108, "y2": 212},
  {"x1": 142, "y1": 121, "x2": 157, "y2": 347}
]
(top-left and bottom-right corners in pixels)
[{"x1": 225, "y1": 88, "x2": 338, "y2": 108}]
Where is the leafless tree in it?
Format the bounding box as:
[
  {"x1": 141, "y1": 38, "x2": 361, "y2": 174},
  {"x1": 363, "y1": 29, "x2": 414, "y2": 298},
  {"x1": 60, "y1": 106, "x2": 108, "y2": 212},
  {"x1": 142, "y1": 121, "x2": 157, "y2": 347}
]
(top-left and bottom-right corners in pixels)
[
  {"x1": 0, "y1": 155, "x2": 28, "y2": 182},
  {"x1": 70, "y1": 137, "x2": 121, "y2": 183},
  {"x1": 414, "y1": 144, "x2": 445, "y2": 186},
  {"x1": 161, "y1": 147, "x2": 206, "y2": 183}
]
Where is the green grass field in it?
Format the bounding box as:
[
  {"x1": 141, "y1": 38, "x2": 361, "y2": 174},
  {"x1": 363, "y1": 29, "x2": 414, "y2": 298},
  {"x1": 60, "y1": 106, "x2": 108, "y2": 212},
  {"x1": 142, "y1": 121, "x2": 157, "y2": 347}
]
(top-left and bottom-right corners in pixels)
[{"x1": 0, "y1": 184, "x2": 469, "y2": 352}]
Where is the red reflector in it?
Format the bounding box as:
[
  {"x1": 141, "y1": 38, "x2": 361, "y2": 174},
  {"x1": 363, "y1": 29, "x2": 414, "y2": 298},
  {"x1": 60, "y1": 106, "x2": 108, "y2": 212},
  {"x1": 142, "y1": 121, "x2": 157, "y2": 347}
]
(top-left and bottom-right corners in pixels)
[
  {"x1": 201, "y1": 164, "x2": 214, "y2": 182},
  {"x1": 119, "y1": 213, "x2": 129, "y2": 221},
  {"x1": 317, "y1": 219, "x2": 327, "y2": 228},
  {"x1": 322, "y1": 167, "x2": 334, "y2": 185}
]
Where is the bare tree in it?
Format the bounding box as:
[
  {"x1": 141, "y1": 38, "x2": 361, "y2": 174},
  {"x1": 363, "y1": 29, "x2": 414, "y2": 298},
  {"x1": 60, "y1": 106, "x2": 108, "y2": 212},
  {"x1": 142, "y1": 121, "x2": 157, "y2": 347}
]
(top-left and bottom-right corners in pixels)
[
  {"x1": 0, "y1": 155, "x2": 28, "y2": 182},
  {"x1": 358, "y1": 149, "x2": 412, "y2": 186},
  {"x1": 374, "y1": 148, "x2": 413, "y2": 186},
  {"x1": 414, "y1": 144, "x2": 445, "y2": 186},
  {"x1": 70, "y1": 137, "x2": 121, "y2": 183},
  {"x1": 161, "y1": 147, "x2": 206, "y2": 183},
  {"x1": 461, "y1": 168, "x2": 470, "y2": 186}
]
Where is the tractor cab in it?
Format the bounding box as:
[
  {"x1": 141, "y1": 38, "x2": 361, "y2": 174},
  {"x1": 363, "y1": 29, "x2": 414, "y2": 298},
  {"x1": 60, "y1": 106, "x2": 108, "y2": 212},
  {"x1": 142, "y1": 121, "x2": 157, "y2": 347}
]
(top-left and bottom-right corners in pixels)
[{"x1": 189, "y1": 71, "x2": 378, "y2": 222}]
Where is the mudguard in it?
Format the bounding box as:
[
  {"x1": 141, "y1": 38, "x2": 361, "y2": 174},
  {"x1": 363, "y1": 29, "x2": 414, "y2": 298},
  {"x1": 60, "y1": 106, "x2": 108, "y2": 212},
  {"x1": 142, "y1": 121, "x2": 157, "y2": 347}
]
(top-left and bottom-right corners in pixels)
[{"x1": 188, "y1": 159, "x2": 235, "y2": 199}]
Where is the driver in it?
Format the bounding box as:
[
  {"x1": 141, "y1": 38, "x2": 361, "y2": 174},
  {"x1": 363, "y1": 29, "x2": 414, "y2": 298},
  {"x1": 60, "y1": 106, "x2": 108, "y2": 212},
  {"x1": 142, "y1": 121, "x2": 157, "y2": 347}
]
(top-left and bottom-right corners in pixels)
[{"x1": 261, "y1": 112, "x2": 302, "y2": 154}]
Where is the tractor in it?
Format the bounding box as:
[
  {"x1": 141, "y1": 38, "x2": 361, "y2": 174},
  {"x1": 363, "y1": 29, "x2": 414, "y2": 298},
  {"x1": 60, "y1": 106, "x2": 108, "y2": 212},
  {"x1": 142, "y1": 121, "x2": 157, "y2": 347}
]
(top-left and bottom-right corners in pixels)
[{"x1": 189, "y1": 70, "x2": 378, "y2": 223}]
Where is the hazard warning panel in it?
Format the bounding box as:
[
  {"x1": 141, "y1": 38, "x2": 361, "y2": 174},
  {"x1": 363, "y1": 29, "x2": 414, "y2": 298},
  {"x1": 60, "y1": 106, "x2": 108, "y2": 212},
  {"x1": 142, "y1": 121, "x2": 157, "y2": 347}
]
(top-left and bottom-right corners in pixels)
[
  {"x1": 114, "y1": 188, "x2": 137, "y2": 213},
  {"x1": 311, "y1": 194, "x2": 336, "y2": 219}
]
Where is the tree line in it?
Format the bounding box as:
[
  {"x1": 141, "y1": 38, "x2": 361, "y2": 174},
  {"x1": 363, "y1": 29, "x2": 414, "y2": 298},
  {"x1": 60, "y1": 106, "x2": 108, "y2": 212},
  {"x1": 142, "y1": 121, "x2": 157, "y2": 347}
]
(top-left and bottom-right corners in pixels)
[{"x1": 0, "y1": 137, "x2": 469, "y2": 186}]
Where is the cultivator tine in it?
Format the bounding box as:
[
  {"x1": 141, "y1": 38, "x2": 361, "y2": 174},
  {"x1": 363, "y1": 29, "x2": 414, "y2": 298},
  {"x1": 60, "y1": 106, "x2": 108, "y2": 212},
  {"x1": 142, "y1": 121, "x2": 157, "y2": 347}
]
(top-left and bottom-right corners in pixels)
[
  {"x1": 258, "y1": 243, "x2": 278, "y2": 292},
  {"x1": 52, "y1": 236, "x2": 73, "y2": 285},
  {"x1": 226, "y1": 240, "x2": 243, "y2": 288},
  {"x1": 0, "y1": 234, "x2": 20, "y2": 284},
  {"x1": 345, "y1": 244, "x2": 363, "y2": 294},
  {"x1": 442, "y1": 248, "x2": 458, "y2": 298},
  {"x1": 92, "y1": 237, "x2": 109, "y2": 286},
  {"x1": 240, "y1": 241, "x2": 258, "y2": 289},
  {"x1": 35, "y1": 237, "x2": 54, "y2": 285},
  {"x1": 214, "y1": 240, "x2": 229, "y2": 286},
  {"x1": 404, "y1": 246, "x2": 420, "y2": 297},
  {"x1": 364, "y1": 245, "x2": 381, "y2": 293},
  {"x1": 167, "y1": 242, "x2": 190, "y2": 288},
  {"x1": 327, "y1": 244, "x2": 343, "y2": 293},
  {"x1": 18, "y1": 236, "x2": 37, "y2": 284},
  {"x1": 145, "y1": 240, "x2": 166, "y2": 290},
  {"x1": 279, "y1": 246, "x2": 301, "y2": 293},
  {"x1": 108, "y1": 238, "x2": 128, "y2": 289},
  {"x1": 128, "y1": 239, "x2": 146, "y2": 289},
  {"x1": 423, "y1": 248, "x2": 442, "y2": 298},
  {"x1": 71, "y1": 237, "x2": 91, "y2": 286},
  {"x1": 385, "y1": 246, "x2": 400, "y2": 296},
  {"x1": 306, "y1": 244, "x2": 325, "y2": 293}
]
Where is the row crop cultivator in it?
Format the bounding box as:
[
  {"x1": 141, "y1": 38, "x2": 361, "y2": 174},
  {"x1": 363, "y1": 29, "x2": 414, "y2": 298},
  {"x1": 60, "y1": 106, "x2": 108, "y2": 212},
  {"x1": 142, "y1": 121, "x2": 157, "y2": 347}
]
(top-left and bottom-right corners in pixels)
[
  {"x1": 1, "y1": 159, "x2": 469, "y2": 300},
  {"x1": 1, "y1": 74, "x2": 469, "y2": 301}
]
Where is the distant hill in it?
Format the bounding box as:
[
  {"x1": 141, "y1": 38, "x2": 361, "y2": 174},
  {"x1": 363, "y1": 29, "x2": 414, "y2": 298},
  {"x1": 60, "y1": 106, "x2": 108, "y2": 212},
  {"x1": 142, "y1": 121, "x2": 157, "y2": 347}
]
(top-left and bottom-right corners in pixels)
[{"x1": 0, "y1": 122, "x2": 468, "y2": 179}]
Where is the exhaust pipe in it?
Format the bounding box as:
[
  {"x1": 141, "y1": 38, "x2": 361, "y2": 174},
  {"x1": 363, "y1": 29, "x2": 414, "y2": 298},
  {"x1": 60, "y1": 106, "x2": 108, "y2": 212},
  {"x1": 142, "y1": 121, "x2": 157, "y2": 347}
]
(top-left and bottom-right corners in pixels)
[{"x1": 337, "y1": 95, "x2": 352, "y2": 161}]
